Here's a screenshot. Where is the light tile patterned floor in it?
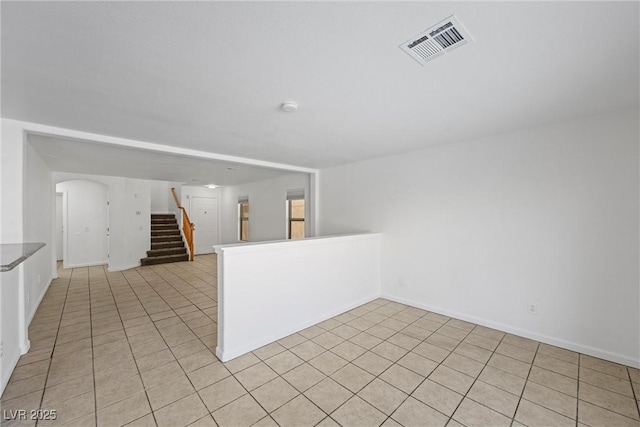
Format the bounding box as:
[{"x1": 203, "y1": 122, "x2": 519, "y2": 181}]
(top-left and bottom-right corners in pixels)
[{"x1": 2, "y1": 255, "x2": 639, "y2": 427}]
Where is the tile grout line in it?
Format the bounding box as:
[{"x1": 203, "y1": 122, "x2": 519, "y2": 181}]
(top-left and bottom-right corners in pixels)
[
  {"x1": 435, "y1": 324, "x2": 510, "y2": 426},
  {"x1": 628, "y1": 367, "x2": 640, "y2": 418},
  {"x1": 148, "y1": 258, "x2": 233, "y2": 424},
  {"x1": 302, "y1": 302, "x2": 406, "y2": 424},
  {"x1": 266, "y1": 303, "x2": 515, "y2": 426},
  {"x1": 135, "y1": 266, "x2": 209, "y2": 326},
  {"x1": 89, "y1": 266, "x2": 100, "y2": 427},
  {"x1": 576, "y1": 354, "x2": 581, "y2": 427},
  {"x1": 291, "y1": 304, "x2": 461, "y2": 425},
  {"x1": 346, "y1": 306, "x2": 491, "y2": 424},
  {"x1": 140, "y1": 264, "x2": 196, "y2": 312},
  {"x1": 215, "y1": 324, "x2": 353, "y2": 423},
  {"x1": 362, "y1": 309, "x2": 634, "y2": 425},
  {"x1": 33, "y1": 267, "x2": 71, "y2": 427},
  {"x1": 105, "y1": 265, "x2": 160, "y2": 426},
  {"x1": 355, "y1": 310, "x2": 628, "y2": 415},
  {"x1": 290, "y1": 302, "x2": 396, "y2": 424},
  {"x1": 130, "y1": 280, "x2": 640, "y2": 427},
  {"x1": 373, "y1": 318, "x2": 477, "y2": 427},
  {"x1": 509, "y1": 340, "x2": 540, "y2": 427},
  {"x1": 14, "y1": 257, "x2": 640, "y2": 427},
  {"x1": 145, "y1": 262, "x2": 217, "y2": 324},
  {"x1": 574, "y1": 356, "x2": 640, "y2": 423},
  {"x1": 118, "y1": 260, "x2": 217, "y2": 423},
  {"x1": 400, "y1": 317, "x2": 524, "y2": 423},
  {"x1": 203, "y1": 300, "x2": 391, "y2": 425}
]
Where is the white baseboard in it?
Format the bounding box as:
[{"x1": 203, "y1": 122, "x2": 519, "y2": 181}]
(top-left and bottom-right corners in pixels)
[
  {"x1": 64, "y1": 261, "x2": 108, "y2": 269},
  {"x1": 381, "y1": 293, "x2": 640, "y2": 369},
  {"x1": 108, "y1": 262, "x2": 141, "y2": 272}
]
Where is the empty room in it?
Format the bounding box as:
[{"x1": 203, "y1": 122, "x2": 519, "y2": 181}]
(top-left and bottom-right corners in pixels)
[{"x1": 0, "y1": 1, "x2": 638, "y2": 427}]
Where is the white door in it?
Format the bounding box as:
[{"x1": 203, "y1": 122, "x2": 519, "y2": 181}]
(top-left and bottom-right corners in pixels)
[
  {"x1": 55, "y1": 194, "x2": 63, "y2": 261},
  {"x1": 190, "y1": 197, "x2": 218, "y2": 254}
]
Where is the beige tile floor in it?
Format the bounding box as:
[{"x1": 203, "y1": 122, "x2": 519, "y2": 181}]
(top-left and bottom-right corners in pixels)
[{"x1": 2, "y1": 255, "x2": 639, "y2": 427}]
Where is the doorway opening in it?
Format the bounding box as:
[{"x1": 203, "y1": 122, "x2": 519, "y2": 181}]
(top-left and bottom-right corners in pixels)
[{"x1": 56, "y1": 180, "x2": 109, "y2": 268}]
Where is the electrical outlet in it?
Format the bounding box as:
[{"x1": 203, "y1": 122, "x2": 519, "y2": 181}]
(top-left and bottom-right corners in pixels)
[
  {"x1": 0, "y1": 341, "x2": 3, "y2": 357},
  {"x1": 528, "y1": 303, "x2": 537, "y2": 315},
  {"x1": 28, "y1": 292, "x2": 31, "y2": 303}
]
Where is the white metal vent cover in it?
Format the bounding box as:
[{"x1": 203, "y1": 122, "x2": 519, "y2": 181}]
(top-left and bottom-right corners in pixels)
[{"x1": 400, "y1": 15, "x2": 474, "y2": 65}]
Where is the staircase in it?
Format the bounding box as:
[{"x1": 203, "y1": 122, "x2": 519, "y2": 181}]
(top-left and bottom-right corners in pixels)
[{"x1": 140, "y1": 214, "x2": 189, "y2": 266}]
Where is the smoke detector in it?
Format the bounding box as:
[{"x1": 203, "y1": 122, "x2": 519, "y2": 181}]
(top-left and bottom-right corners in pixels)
[
  {"x1": 400, "y1": 15, "x2": 473, "y2": 65},
  {"x1": 281, "y1": 101, "x2": 298, "y2": 113}
]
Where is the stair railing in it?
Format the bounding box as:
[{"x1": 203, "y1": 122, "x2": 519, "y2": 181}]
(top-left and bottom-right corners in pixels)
[{"x1": 171, "y1": 187, "x2": 195, "y2": 261}]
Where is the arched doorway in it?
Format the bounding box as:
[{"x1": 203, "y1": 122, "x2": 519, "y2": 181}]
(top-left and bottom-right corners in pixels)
[{"x1": 56, "y1": 179, "x2": 109, "y2": 268}]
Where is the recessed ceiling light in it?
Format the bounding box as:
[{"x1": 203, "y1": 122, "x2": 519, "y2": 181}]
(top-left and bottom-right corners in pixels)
[
  {"x1": 206, "y1": 184, "x2": 217, "y2": 189},
  {"x1": 281, "y1": 101, "x2": 298, "y2": 113}
]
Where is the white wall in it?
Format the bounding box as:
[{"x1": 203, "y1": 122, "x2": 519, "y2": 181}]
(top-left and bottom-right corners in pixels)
[
  {"x1": 0, "y1": 120, "x2": 56, "y2": 394},
  {"x1": 150, "y1": 180, "x2": 184, "y2": 217},
  {"x1": 1, "y1": 120, "x2": 25, "y2": 242},
  {"x1": 220, "y1": 173, "x2": 311, "y2": 243},
  {"x1": 24, "y1": 143, "x2": 55, "y2": 321},
  {"x1": 124, "y1": 179, "x2": 152, "y2": 267},
  {"x1": 215, "y1": 234, "x2": 381, "y2": 361},
  {"x1": 54, "y1": 173, "x2": 152, "y2": 271},
  {"x1": 1, "y1": 120, "x2": 26, "y2": 394},
  {"x1": 150, "y1": 180, "x2": 171, "y2": 213},
  {"x1": 319, "y1": 109, "x2": 640, "y2": 367}
]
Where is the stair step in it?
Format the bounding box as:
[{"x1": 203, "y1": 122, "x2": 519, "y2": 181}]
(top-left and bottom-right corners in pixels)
[
  {"x1": 143, "y1": 213, "x2": 189, "y2": 266},
  {"x1": 151, "y1": 224, "x2": 179, "y2": 231},
  {"x1": 140, "y1": 254, "x2": 189, "y2": 266},
  {"x1": 151, "y1": 214, "x2": 176, "y2": 220},
  {"x1": 151, "y1": 241, "x2": 185, "y2": 250},
  {"x1": 151, "y1": 235, "x2": 184, "y2": 243},
  {"x1": 151, "y1": 218, "x2": 178, "y2": 224},
  {"x1": 147, "y1": 247, "x2": 186, "y2": 257},
  {"x1": 151, "y1": 230, "x2": 181, "y2": 236}
]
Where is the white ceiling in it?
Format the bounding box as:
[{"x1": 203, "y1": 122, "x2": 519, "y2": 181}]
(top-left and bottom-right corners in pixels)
[
  {"x1": 3, "y1": 1, "x2": 639, "y2": 172},
  {"x1": 27, "y1": 133, "x2": 298, "y2": 186}
]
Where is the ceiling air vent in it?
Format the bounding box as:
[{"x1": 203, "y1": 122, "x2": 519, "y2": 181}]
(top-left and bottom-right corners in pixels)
[{"x1": 400, "y1": 15, "x2": 473, "y2": 65}]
